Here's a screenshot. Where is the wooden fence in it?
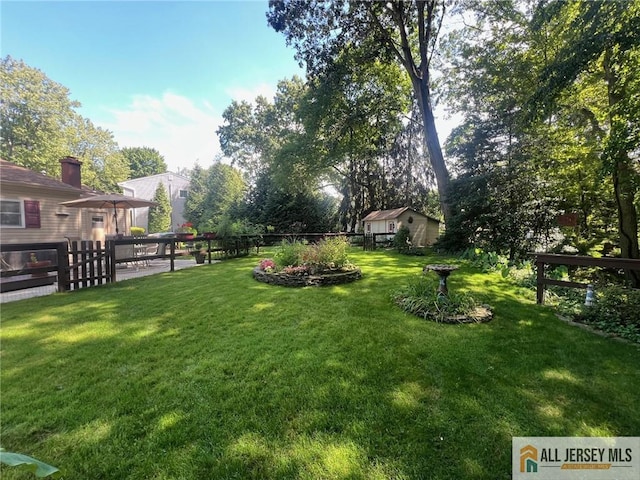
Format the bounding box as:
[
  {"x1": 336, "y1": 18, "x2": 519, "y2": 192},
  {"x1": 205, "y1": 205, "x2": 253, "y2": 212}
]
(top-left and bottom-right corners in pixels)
[
  {"x1": 1, "y1": 233, "x2": 393, "y2": 295},
  {"x1": 0, "y1": 238, "x2": 179, "y2": 293},
  {"x1": 534, "y1": 253, "x2": 640, "y2": 304},
  {"x1": 0, "y1": 235, "x2": 259, "y2": 294}
]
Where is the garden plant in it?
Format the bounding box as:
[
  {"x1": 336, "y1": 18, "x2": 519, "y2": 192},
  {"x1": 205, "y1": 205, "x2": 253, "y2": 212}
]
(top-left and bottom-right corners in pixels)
[{"x1": 254, "y1": 237, "x2": 361, "y2": 287}]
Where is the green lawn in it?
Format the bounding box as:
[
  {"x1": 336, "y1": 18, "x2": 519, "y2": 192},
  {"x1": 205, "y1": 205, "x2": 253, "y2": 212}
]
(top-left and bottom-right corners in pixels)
[{"x1": 1, "y1": 249, "x2": 638, "y2": 479}]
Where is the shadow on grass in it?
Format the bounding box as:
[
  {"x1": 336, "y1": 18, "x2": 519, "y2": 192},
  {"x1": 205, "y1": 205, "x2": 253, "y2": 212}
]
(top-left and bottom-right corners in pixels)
[{"x1": 1, "y1": 249, "x2": 639, "y2": 479}]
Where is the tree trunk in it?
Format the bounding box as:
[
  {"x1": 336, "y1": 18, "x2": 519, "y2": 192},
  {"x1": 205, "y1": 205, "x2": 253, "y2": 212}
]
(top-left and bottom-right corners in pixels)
[
  {"x1": 604, "y1": 48, "x2": 639, "y2": 287},
  {"x1": 411, "y1": 77, "x2": 452, "y2": 223},
  {"x1": 613, "y1": 160, "x2": 640, "y2": 286}
]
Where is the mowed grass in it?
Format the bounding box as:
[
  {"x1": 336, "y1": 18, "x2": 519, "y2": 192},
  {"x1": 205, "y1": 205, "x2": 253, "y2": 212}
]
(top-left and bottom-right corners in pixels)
[{"x1": 1, "y1": 248, "x2": 639, "y2": 479}]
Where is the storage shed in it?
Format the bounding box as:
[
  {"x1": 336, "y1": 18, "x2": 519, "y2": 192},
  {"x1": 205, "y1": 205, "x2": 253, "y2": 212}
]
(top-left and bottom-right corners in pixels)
[{"x1": 362, "y1": 207, "x2": 440, "y2": 246}]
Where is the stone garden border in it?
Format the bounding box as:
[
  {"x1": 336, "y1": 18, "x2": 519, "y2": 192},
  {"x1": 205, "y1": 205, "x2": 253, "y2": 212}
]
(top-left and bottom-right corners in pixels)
[{"x1": 253, "y1": 266, "x2": 362, "y2": 287}]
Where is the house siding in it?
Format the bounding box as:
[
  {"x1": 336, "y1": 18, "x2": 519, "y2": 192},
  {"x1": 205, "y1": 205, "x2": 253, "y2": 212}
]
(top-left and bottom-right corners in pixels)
[
  {"x1": 119, "y1": 173, "x2": 189, "y2": 232},
  {"x1": 0, "y1": 184, "x2": 118, "y2": 244}
]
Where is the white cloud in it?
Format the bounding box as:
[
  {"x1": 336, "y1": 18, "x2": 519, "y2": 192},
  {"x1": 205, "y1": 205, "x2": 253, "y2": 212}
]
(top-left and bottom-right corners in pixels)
[{"x1": 98, "y1": 92, "x2": 223, "y2": 172}]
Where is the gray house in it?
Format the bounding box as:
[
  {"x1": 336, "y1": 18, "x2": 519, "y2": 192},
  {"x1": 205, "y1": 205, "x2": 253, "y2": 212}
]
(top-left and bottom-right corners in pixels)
[{"x1": 118, "y1": 172, "x2": 190, "y2": 232}]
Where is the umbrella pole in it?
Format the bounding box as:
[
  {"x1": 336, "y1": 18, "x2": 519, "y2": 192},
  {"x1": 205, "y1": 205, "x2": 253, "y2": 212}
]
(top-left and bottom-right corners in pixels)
[{"x1": 113, "y1": 203, "x2": 119, "y2": 234}]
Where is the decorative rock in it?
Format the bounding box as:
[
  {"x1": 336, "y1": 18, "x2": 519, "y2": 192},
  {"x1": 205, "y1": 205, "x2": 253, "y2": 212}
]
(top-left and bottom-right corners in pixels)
[{"x1": 253, "y1": 266, "x2": 362, "y2": 287}]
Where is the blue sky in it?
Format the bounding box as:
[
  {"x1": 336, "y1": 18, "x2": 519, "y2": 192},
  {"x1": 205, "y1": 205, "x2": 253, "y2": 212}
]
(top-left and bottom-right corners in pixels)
[
  {"x1": 2, "y1": 0, "x2": 458, "y2": 173},
  {"x1": 2, "y1": 0, "x2": 305, "y2": 171}
]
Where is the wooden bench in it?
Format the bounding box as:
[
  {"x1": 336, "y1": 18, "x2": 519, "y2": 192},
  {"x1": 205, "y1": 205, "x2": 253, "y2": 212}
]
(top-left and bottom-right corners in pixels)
[{"x1": 0, "y1": 273, "x2": 57, "y2": 293}]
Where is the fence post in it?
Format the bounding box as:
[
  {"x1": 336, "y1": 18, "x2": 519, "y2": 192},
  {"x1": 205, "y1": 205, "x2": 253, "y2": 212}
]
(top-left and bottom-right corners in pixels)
[
  {"x1": 56, "y1": 241, "x2": 70, "y2": 292},
  {"x1": 170, "y1": 240, "x2": 175, "y2": 272},
  {"x1": 81, "y1": 240, "x2": 89, "y2": 288},
  {"x1": 536, "y1": 258, "x2": 545, "y2": 304},
  {"x1": 107, "y1": 239, "x2": 117, "y2": 282}
]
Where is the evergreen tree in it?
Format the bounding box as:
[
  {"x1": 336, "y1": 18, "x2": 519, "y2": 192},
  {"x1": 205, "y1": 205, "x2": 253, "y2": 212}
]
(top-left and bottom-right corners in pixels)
[{"x1": 147, "y1": 183, "x2": 171, "y2": 233}]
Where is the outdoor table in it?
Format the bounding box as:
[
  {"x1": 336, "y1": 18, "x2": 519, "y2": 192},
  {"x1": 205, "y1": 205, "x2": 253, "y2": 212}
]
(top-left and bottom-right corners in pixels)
[{"x1": 423, "y1": 264, "x2": 459, "y2": 296}]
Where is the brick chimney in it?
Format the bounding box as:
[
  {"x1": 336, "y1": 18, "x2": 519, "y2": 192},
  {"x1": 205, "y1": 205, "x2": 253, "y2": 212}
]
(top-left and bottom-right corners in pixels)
[{"x1": 60, "y1": 156, "x2": 82, "y2": 189}]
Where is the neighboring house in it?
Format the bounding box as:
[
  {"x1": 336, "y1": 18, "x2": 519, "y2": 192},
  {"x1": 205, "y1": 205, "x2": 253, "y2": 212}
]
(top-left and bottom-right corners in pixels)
[
  {"x1": 0, "y1": 157, "x2": 124, "y2": 245},
  {"x1": 362, "y1": 207, "x2": 441, "y2": 246},
  {"x1": 118, "y1": 172, "x2": 189, "y2": 232}
]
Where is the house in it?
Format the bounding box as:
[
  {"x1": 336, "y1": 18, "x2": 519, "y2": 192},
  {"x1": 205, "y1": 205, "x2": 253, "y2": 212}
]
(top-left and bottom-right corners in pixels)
[
  {"x1": 362, "y1": 207, "x2": 441, "y2": 246},
  {"x1": 0, "y1": 157, "x2": 124, "y2": 245},
  {"x1": 118, "y1": 172, "x2": 189, "y2": 232}
]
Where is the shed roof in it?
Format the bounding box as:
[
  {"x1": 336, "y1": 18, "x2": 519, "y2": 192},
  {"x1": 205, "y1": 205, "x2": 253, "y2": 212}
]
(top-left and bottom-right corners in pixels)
[
  {"x1": 0, "y1": 159, "x2": 82, "y2": 193},
  {"x1": 362, "y1": 207, "x2": 440, "y2": 223}
]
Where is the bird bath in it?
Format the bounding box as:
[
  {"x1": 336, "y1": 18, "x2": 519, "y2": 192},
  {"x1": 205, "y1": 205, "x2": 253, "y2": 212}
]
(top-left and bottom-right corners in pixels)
[{"x1": 423, "y1": 264, "x2": 459, "y2": 297}]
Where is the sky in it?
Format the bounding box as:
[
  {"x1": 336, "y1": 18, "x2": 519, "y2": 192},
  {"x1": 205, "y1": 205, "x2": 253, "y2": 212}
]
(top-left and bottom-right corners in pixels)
[{"x1": 1, "y1": 0, "x2": 459, "y2": 174}]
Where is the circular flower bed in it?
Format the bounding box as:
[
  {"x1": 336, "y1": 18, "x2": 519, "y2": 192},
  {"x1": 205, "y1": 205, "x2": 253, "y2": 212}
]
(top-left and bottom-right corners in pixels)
[
  {"x1": 393, "y1": 276, "x2": 493, "y2": 324},
  {"x1": 253, "y1": 236, "x2": 362, "y2": 287},
  {"x1": 253, "y1": 265, "x2": 362, "y2": 287}
]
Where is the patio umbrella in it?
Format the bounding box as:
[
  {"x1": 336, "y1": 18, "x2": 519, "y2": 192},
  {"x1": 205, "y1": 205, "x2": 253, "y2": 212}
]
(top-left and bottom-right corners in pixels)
[{"x1": 60, "y1": 194, "x2": 157, "y2": 234}]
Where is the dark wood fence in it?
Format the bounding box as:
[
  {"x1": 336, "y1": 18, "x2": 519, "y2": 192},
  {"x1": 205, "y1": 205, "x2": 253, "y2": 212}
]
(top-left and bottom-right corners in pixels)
[
  {"x1": 534, "y1": 253, "x2": 640, "y2": 304},
  {"x1": 1, "y1": 232, "x2": 390, "y2": 295},
  {"x1": 0, "y1": 242, "x2": 64, "y2": 293}
]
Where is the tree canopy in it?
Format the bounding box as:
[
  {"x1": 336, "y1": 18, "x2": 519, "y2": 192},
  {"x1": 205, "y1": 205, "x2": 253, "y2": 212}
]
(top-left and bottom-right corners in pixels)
[
  {"x1": 267, "y1": 0, "x2": 453, "y2": 221},
  {"x1": 0, "y1": 56, "x2": 129, "y2": 191},
  {"x1": 121, "y1": 147, "x2": 167, "y2": 179},
  {"x1": 436, "y1": 0, "x2": 639, "y2": 280}
]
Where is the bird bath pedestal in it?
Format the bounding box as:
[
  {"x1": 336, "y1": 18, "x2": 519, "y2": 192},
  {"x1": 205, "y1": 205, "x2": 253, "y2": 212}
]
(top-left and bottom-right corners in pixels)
[{"x1": 423, "y1": 264, "x2": 459, "y2": 297}]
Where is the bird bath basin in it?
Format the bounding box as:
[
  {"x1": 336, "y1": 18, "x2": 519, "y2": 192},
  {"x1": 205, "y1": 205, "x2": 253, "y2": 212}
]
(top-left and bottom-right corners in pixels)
[{"x1": 423, "y1": 264, "x2": 459, "y2": 297}]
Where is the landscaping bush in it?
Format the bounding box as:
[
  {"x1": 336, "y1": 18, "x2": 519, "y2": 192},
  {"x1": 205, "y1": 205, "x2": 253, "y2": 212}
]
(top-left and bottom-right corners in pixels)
[
  {"x1": 274, "y1": 238, "x2": 308, "y2": 268},
  {"x1": 265, "y1": 237, "x2": 354, "y2": 274},
  {"x1": 392, "y1": 275, "x2": 487, "y2": 323},
  {"x1": 556, "y1": 285, "x2": 640, "y2": 343},
  {"x1": 315, "y1": 236, "x2": 349, "y2": 269},
  {"x1": 393, "y1": 225, "x2": 411, "y2": 252},
  {"x1": 130, "y1": 226, "x2": 145, "y2": 236}
]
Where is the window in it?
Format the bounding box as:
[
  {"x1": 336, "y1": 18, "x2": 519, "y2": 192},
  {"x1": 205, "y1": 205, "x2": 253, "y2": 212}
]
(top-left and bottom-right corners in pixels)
[
  {"x1": 366, "y1": 223, "x2": 371, "y2": 232},
  {"x1": 179, "y1": 189, "x2": 188, "y2": 198},
  {"x1": 92, "y1": 215, "x2": 105, "y2": 228},
  {"x1": 0, "y1": 200, "x2": 24, "y2": 227},
  {"x1": 388, "y1": 222, "x2": 396, "y2": 232}
]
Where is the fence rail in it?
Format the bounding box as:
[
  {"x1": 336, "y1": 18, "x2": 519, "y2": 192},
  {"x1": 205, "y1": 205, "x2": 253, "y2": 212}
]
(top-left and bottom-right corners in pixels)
[
  {"x1": 534, "y1": 253, "x2": 640, "y2": 304},
  {"x1": 1, "y1": 232, "x2": 394, "y2": 295}
]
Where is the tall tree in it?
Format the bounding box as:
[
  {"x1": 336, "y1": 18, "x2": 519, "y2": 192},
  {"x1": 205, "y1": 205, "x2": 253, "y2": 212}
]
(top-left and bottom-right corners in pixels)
[
  {"x1": 197, "y1": 162, "x2": 246, "y2": 232},
  {"x1": 0, "y1": 55, "x2": 78, "y2": 176},
  {"x1": 183, "y1": 164, "x2": 208, "y2": 229},
  {"x1": 121, "y1": 147, "x2": 167, "y2": 179},
  {"x1": 147, "y1": 183, "x2": 171, "y2": 233},
  {"x1": 0, "y1": 55, "x2": 130, "y2": 190},
  {"x1": 268, "y1": 0, "x2": 453, "y2": 222},
  {"x1": 68, "y1": 113, "x2": 129, "y2": 192},
  {"x1": 530, "y1": 0, "x2": 640, "y2": 284}
]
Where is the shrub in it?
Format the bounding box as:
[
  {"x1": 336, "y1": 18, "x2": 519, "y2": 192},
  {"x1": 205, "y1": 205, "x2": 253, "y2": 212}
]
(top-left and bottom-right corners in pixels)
[
  {"x1": 393, "y1": 226, "x2": 411, "y2": 252},
  {"x1": 392, "y1": 275, "x2": 483, "y2": 323},
  {"x1": 265, "y1": 237, "x2": 354, "y2": 273},
  {"x1": 275, "y1": 239, "x2": 307, "y2": 268},
  {"x1": 459, "y1": 247, "x2": 510, "y2": 274},
  {"x1": 130, "y1": 226, "x2": 146, "y2": 236},
  {"x1": 315, "y1": 236, "x2": 350, "y2": 269},
  {"x1": 572, "y1": 285, "x2": 640, "y2": 343}
]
